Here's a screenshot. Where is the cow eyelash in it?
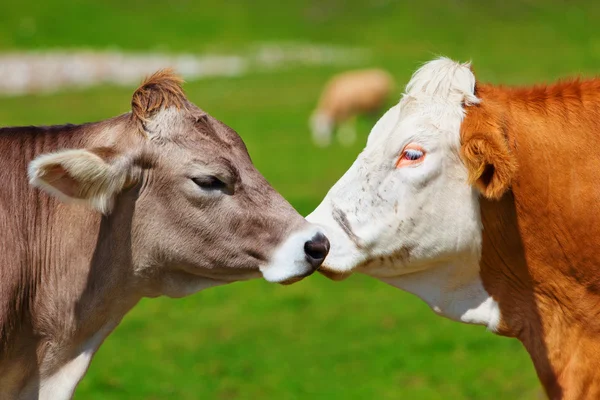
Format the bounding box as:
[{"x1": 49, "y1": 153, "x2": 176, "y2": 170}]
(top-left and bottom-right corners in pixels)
[
  {"x1": 192, "y1": 176, "x2": 227, "y2": 191},
  {"x1": 402, "y1": 149, "x2": 424, "y2": 161},
  {"x1": 396, "y1": 144, "x2": 426, "y2": 168}
]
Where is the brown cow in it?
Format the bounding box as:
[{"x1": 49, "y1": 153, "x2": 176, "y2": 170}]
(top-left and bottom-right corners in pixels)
[
  {"x1": 309, "y1": 69, "x2": 395, "y2": 147},
  {"x1": 308, "y1": 57, "x2": 600, "y2": 399},
  {"x1": 0, "y1": 70, "x2": 329, "y2": 399}
]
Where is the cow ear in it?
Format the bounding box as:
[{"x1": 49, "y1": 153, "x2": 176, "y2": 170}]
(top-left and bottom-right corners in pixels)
[
  {"x1": 28, "y1": 147, "x2": 141, "y2": 214},
  {"x1": 461, "y1": 128, "x2": 517, "y2": 200}
]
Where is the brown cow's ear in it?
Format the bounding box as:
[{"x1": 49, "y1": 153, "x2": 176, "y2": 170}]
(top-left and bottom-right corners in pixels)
[
  {"x1": 461, "y1": 130, "x2": 517, "y2": 200},
  {"x1": 28, "y1": 147, "x2": 143, "y2": 214},
  {"x1": 131, "y1": 69, "x2": 187, "y2": 129}
]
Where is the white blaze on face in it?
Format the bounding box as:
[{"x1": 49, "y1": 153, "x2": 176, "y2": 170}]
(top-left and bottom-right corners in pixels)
[{"x1": 307, "y1": 58, "x2": 501, "y2": 330}]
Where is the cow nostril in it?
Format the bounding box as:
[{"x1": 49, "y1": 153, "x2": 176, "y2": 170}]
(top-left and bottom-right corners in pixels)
[{"x1": 304, "y1": 232, "x2": 330, "y2": 269}]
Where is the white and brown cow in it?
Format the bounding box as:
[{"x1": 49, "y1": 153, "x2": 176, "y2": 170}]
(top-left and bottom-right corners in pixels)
[
  {"x1": 308, "y1": 57, "x2": 600, "y2": 399},
  {"x1": 0, "y1": 70, "x2": 329, "y2": 399}
]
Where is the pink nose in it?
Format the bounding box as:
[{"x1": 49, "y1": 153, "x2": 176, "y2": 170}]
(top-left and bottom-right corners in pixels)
[{"x1": 304, "y1": 232, "x2": 330, "y2": 269}]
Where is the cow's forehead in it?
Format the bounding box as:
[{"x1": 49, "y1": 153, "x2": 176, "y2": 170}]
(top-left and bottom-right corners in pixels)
[
  {"x1": 364, "y1": 58, "x2": 476, "y2": 154},
  {"x1": 157, "y1": 108, "x2": 252, "y2": 167},
  {"x1": 364, "y1": 100, "x2": 456, "y2": 158},
  {"x1": 366, "y1": 104, "x2": 401, "y2": 147}
]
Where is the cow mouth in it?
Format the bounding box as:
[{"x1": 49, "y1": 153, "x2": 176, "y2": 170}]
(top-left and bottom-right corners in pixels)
[
  {"x1": 278, "y1": 271, "x2": 314, "y2": 285},
  {"x1": 318, "y1": 266, "x2": 352, "y2": 281}
]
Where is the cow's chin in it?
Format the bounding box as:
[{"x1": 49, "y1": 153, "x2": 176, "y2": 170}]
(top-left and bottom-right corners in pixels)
[
  {"x1": 318, "y1": 266, "x2": 352, "y2": 281},
  {"x1": 313, "y1": 244, "x2": 364, "y2": 281},
  {"x1": 278, "y1": 272, "x2": 312, "y2": 285}
]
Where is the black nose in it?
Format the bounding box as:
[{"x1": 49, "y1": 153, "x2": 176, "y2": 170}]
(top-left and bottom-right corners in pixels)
[{"x1": 304, "y1": 232, "x2": 330, "y2": 269}]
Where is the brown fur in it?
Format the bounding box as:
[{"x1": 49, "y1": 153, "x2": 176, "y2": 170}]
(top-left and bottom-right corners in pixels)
[
  {"x1": 461, "y1": 78, "x2": 600, "y2": 399},
  {"x1": 460, "y1": 96, "x2": 518, "y2": 199},
  {"x1": 131, "y1": 69, "x2": 187, "y2": 123}
]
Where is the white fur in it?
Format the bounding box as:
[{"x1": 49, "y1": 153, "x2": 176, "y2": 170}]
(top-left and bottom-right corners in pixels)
[
  {"x1": 405, "y1": 57, "x2": 480, "y2": 106},
  {"x1": 307, "y1": 57, "x2": 501, "y2": 328},
  {"x1": 260, "y1": 225, "x2": 325, "y2": 283},
  {"x1": 34, "y1": 325, "x2": 112, "y2": 400},
  {"x1": 38, "y1": 351, "x2": 93, "y2": 400},
  {"x1": 143, "y1": 106, "x2": 184, "y2": 140},
  {"x1": 381, "y1": 262, "x2": 501, "y2": 331}
]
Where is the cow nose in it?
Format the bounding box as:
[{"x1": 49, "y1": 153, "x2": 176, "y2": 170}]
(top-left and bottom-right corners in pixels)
[{"x1": 304, "y1": 232, "x2": 330, "y2": 269}]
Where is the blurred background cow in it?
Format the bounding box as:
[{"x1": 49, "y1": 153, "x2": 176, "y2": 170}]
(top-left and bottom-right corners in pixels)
[
  {"x1": 309, "y1": 69, "x2": 395, "y2": 147},
  {"x1": 1, "y1": 1, "x2": 599, "y2": 398}
]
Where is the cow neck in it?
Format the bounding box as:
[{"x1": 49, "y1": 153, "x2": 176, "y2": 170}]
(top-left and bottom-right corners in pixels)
[
  {"x1": 45, "y1": 190, "x2": 141, "y2": 357},
  {"x1": 17, "y1": 197, "x2": 141, "y2": 395},
  {"x1": 475, "y1": 82, "x2": 600, "y2": 399},
  {"x1": 19, "y1": 118, "x2": 142, "y2": 373},
  {"x1": 380, "y1": 255, "x2": 497, "y2": 328}
]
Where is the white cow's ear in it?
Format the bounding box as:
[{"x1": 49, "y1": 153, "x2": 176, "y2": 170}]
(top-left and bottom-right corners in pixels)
[{"x1": 28, "y1": 147, "x2": 142, "y2": 214}]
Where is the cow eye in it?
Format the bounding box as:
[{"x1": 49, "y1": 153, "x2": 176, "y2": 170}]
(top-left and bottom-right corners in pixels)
[
  {"x1": 396, "y1": 144, "x2": 426, "y2": 168},
  {"x1": 192, "y1": 176, "x2": 227, "y2": 191},
  {"x1": 402, "y1": 149, "x2": 424, "y2": 161}
]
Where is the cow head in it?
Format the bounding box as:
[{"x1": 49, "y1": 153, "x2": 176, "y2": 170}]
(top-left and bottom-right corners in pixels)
[
  {"x1": 28, "y1": 70, "x2": 329, "y2": 297},
  {"x1": 307, "y1": 58, "x2": 516, "y2": 324}
]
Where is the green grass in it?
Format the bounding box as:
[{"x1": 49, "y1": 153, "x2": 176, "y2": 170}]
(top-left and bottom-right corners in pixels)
[{"x1": 3, "y1": 0, "x2": 600, "y2": 398}]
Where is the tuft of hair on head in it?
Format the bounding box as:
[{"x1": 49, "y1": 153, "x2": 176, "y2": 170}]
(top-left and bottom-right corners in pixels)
[
  {"x1": 405, "y1": 57, "x2": 480, "y2": 106},
  {"x1": 131, "y1": 68, "x2": 187, "y2": 123}
]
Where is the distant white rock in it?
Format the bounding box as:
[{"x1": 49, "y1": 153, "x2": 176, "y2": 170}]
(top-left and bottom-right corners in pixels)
[{"x1": 0, "y1": 43, "x2": 369, "y2": 96}]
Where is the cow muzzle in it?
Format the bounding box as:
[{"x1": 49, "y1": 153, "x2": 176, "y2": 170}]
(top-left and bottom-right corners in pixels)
[
  {"x1": 260, "y1": 225, "x2": 330, "y2": 284},
  {"x1": 306, "y1": 199, "x2": 366, "y2": 280}
]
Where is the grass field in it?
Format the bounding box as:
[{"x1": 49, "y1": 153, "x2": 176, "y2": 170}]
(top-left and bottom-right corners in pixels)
[{"x1": 2, "y1": 1, "x2": 600, "y2": 398}]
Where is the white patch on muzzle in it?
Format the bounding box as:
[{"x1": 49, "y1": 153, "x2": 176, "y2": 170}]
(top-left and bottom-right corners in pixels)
[
  {"x1": 306, "y1": 199, "x2": 365, "y2": 274},
  {"x1": 260, "y1": 225, "x2": 325, "y2": 283}
]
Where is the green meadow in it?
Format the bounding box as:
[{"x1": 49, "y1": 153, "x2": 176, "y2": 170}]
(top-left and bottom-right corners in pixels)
[{"x1": 1, "y1": 1, "x2": 599, "y2": 398}]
